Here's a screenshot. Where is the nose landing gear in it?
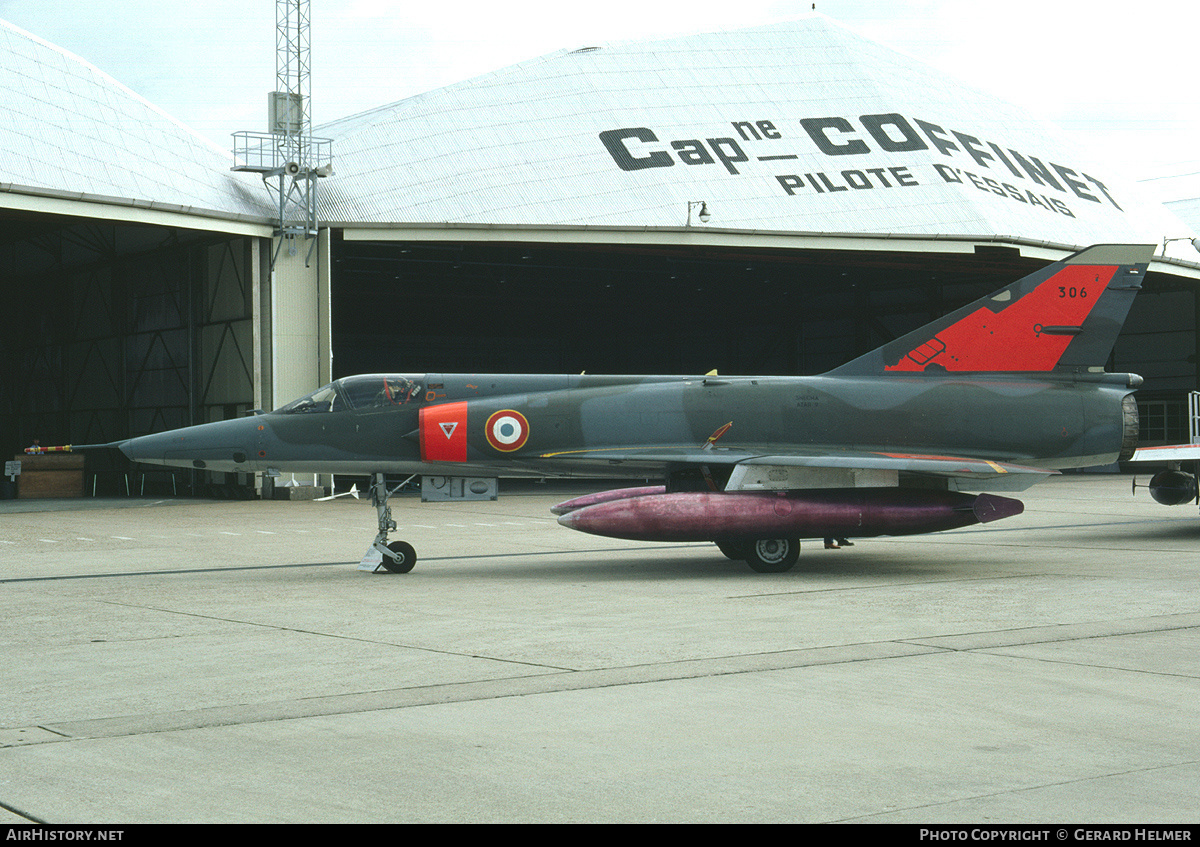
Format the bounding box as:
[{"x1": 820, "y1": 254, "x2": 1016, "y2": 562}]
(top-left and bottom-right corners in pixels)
[{"x1": 359, "y1": 473, "x2": 419, "y2": 573}]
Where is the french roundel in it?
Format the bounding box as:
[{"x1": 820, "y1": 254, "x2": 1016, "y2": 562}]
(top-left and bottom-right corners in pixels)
[{"x1": 485, "y1": 410, "x2": 530, "y2": 452}]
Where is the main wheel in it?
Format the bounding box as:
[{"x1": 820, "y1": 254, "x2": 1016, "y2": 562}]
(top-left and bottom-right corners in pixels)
[
  {"x1": 382, "y1": 540, "x2": 417, "y2": 574},
  {"x1": 716, "y1": 540, "x2": 751, "y2": 561},
  {"x1": 745, "y1": 538, "x2": 799, "y2": 573}
]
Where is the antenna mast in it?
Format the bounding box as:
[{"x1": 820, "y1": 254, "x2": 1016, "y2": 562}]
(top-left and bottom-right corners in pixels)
[{"x1": 232, "y1": 0, "x2": 333, "y2": 266}]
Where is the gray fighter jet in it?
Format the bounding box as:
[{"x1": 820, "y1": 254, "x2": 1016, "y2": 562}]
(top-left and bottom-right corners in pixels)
[{"x1": 112, "y1": 243, "x2": 1154, "y2": 573}]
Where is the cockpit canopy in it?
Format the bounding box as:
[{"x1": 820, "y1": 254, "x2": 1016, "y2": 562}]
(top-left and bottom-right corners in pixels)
[{"x1": 275, "y1": 374, "x2": 426, "y2": 414}]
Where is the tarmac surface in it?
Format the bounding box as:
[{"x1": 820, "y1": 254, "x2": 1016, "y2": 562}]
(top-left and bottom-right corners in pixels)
[{"x1": 1, "y1": 474, "x2": 1198, "y2": 824}]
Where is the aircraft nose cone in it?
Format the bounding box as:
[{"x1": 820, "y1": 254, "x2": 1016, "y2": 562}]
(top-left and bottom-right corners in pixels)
[{"x1": 119, "y1": 417, "x2": 262, "y2": 473}]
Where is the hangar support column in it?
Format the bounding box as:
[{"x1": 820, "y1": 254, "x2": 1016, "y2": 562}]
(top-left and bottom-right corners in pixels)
[{"x1": 268, "y1": 228, "x2": 332, "y2": 488}]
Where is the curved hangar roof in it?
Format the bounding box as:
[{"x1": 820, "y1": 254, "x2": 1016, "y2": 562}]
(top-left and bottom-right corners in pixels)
[
  {"x1": 319, "y1": 14, "x2": 1187, "y2": 250},
  {"x1": 0, "y1": 17, "x2": 268, "y2": 229}
]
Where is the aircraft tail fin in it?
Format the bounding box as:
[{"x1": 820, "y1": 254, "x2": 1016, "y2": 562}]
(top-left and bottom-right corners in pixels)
[{"x1": 828, "y1": 244, "x2": 1156, "y2": 377}]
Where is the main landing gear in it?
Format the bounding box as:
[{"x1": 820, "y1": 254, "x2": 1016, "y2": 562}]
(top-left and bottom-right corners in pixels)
[
  {"x1": 361, "y1": 473, "x2": 418, "y2": 574},
  {"x1": 716, "y1": 538, "x2": 802, "y2": 573}
]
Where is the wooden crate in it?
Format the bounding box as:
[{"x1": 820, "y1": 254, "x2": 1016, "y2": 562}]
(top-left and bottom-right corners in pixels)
[{"x1": 15, "y1": 453, "x2": 86, "y2": 498}]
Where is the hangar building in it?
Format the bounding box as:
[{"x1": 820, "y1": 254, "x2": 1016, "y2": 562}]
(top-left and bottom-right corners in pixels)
[{"x1": 3, "y1": 14, "x2": 1198, "y2": 494}]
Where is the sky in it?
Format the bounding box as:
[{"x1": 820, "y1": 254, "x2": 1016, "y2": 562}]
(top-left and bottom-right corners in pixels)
[{"x1": 1, "y1": 0, "x2": 1198, "y2": 200}]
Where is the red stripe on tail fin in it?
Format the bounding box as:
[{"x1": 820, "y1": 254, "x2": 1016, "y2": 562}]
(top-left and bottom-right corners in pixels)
[
  {"x1": 829, "y1": 244, "x2": 1156, "y2": 377},
  {"x1": 884, "y1": 263, "x2": 1119, "y2": 373}
]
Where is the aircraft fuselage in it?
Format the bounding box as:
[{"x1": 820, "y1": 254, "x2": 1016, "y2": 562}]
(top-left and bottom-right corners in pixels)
[
  {"x1": 106, "y1": 244, "x2": 1157, "y2": 573},
  {"x1": 121, "y1": 370, "x2": 1140, "y2": 480}
]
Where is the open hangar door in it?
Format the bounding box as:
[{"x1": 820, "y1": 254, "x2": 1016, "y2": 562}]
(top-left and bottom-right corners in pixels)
[
  {"x1": 0, "y1": 210, "x2": 262, "y2": 496},
  {"x1": 331, "y1": 238, "x2": 1039, "y2": 378},
  {"x1": 331, "y1": 235, "x2": 1197, "y2": 447},
  {"x1": 1116, "y1": 270, "x2": 1200, "y2": 447}
]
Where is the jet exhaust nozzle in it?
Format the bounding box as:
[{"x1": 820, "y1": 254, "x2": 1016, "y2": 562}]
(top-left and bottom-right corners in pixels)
[{"x1": 556, "y1": 488, "x2": 1024, "y2": 542}]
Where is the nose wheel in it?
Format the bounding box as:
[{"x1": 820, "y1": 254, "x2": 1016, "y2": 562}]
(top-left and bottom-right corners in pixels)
[
  {"x1": 382, "y1": 540, "x2": 417, "y2": 574},
  {"x1": 360, "y1": 473, "x2": 419, "y2": 573}
]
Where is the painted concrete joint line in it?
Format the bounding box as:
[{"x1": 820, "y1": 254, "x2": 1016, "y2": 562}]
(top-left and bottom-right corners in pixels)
[
  {"x1": 37, "y1": 641, "x2": 947, "y2": 743},
  {"x1": 0, "y1": 726, "x2": 70, "y2": 748},
  {"x1": 901, "y1": 612, "x2": 1200, "y2": 652}
]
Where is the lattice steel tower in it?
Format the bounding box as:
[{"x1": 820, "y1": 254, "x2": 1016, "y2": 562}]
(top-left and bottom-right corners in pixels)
[{"x1": 232, "y1": 0, "x2": 333, "y2": 265}]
